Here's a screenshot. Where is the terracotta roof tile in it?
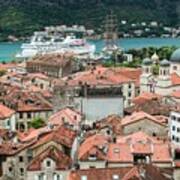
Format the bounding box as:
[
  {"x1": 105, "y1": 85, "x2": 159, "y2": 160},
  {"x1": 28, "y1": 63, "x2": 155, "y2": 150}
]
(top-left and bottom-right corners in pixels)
[
  {"x1": 132, "y1": 92, "x2": 161, "y2": 105},
  {"x1": 30, "y1": 125, "x2": 76, "y2": 149},
  {"x1": 171, "y1": 73, "x2": 180, "y2": 85},
  {"x1": 49, "y1": 107, "x2": 82, "y2": 127},
  {"x1": 0, "y1": 104, "x2": 15, "y2": 120},
  {"x1": 121, "y1": 111, "x2": 165, "y2": 127},
  {"x1": 78, "y1": 134, "x2": 109, "y2": 160},
  {"x1": 27, "y1": 146, "x2": 72, "y2": 171},
  {"x1": 60, "y1": 67, "x2": 141, "y2": 87},
  {"x1": 68, "y1": 165, "x2": 169, "y2": 180}
]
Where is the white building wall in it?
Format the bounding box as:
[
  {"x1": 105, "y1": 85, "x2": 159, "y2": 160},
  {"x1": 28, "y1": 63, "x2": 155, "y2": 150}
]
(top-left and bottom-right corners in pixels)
[
  {"x1": 169, "y1": 111, "x2": 180, "y2": 146},
  {"x1": 74, "y1": 97, "x2": 124, "y2": 124}
]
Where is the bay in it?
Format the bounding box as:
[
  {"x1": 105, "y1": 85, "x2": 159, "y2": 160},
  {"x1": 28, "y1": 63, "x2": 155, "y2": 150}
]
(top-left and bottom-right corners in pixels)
[{"x1": 0, "y1": 38, "x2": 180, "y2": 62}]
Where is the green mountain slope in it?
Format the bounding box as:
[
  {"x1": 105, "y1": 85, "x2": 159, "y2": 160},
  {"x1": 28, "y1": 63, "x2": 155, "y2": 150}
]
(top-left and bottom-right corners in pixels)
[{"x1": 0, "y1": 0, "x2": 179, "y2": 40}]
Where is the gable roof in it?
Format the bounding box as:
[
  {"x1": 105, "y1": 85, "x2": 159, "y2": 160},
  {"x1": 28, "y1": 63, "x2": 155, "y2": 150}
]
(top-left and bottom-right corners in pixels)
[
  {"x1": 121, "y1": 111, "x2": 165, "y2": 127},
  {"x1": 132, "y1": 92, "x2": 161, "y2": 105},
  {"x1": 27, "y1": 146, "x2": 72, "y2": 171},
  {"x1": 125, "y1": 98, "x2": 177, "y2": 116},
  {"x1": 49, "y1": 107, "x2": 82, "y2": 127},
  {"x1": 30, "y1": 125, "x2": 76, "y2": 149},
  {"x1": 78, "y1": 134, "x2": 109, "y2": 161},
  {"x1": 0, "y1": 104, "x2": 15, "y2": 120},
  {"x1": 68, "y1": 165, "x2": 170, "y2": 180}
]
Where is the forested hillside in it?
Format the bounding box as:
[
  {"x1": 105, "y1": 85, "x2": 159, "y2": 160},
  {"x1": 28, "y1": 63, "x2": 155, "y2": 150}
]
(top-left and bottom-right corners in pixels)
[{"x1": 0, "y1": 0, "x2": 179, "y2": 40}]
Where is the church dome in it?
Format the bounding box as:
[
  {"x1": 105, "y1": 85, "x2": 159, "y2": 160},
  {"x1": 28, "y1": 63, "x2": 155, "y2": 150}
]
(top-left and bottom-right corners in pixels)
[
  {"x1": 170, "y1": 48, "x2": 180, "y2": 63},
  {"x1": 151, "y1": 52, "x2": 159, "y2": 61},
  {"x1": 160, "y1": 59, "x2": 170, "y2": 67},
  {"x1": 142, "y1": 58, "x2": 152, "y2": 65}
]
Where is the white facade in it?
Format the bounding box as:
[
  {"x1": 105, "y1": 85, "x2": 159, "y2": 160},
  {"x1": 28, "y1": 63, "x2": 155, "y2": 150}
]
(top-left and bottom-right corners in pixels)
[
  {"x1": 0, "y1": 114, "x2": 16, "y2": 131},
  {"x1": 170, "y1": 111, "x2": 180, "y2": 146}
]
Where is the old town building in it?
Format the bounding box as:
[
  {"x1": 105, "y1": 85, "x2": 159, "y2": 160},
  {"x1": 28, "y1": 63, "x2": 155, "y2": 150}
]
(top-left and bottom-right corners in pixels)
[
  {"x1": 0, "y1": 104, "x2": 16, "y2": 131},
  {"x1": 26, "y1": 53, "x2": 74, "y2": 78},
  {"x1": 54, "y1": 66, "x2": 141, "y2": 123},
  {"x1": 0, "y1": 88, "x2": 53, "y2": 131}
]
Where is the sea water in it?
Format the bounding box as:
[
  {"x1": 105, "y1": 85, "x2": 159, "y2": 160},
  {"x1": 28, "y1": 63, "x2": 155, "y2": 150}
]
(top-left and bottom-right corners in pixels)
[{"x1": 0, "y1": 38, "x2": 180, "y2": 62}]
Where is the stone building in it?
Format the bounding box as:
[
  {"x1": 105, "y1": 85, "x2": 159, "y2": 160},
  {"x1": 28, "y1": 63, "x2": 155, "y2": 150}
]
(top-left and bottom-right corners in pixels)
[
  {"x1": 0, "y1": 104, "x2": 16, "y2": 131},
  {"x1": 26, "y1": 53, "x2": 74, "y2": 78},
  {"x1": 0, "y1": 125, "x2": 76, "y2": 180},
  {"x1": 54, "y1": 67, "x2": 141, "y2": 123},
  {"x1": 0, "y1": 88, "x2": 53, "y2": 131},
  {"x1": 78, "y1": 132, "x2": 172, "y2": 170},
  {"x1": 121, "y1": 111, "x2": 167, "y2": 137},
  {"x1": 27, "y1": 146, "x2": 71, "y2": 180}
]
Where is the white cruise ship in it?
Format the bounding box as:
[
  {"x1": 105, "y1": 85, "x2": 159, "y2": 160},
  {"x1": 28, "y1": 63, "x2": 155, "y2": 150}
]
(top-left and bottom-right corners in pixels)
[{"x1": 16, "y1": 31, "x2": 96, "y2": 58}]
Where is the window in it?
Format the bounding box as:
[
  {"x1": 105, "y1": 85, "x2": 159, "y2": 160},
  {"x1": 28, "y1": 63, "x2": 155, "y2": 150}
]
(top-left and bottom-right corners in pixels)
[
  {"x1": 19, "y1": 156, "x2": 24, "y2": 162},
  {"x1": 128, "y1": 92, "x2": 132, "y2": 97},
  {"x1": 27, "y1": 112, "x2": 32, "y2": 119},
  {"x1": 74, "y1": 115, "x2": 77, "y2": 120},
  {"x1": 178, "y1": 118, "x2": 180, "y2": 123},
  {"x1": 19, "y1": 113, "x2": 23, "y2": 119},
  {"x1": 7, "y1": 120, "x2": 10, "y2": 126},
  {"x1": 172, "y1": 135, "x2": 175, "y2": 140},
  {"x1": 57, "y1": 174, "x2": 62, "y2": 180},
  {"x1": 61, "y1": 117, "x2": 65, "y2": 122},
  {"x1": 176, "y1": 137, "x2": 180, "y2": 142},
  {"x1": 177, "y1": 128, "x2": 180, "y2": 133},
  {"x1": 9, "y1": 167, "x2": 12, "y2": 172},
  {"x1": 171, "y1": 116, "x2": 176, "y2": 121},
  {"x1": 172, "y1": 126, "x2": 176, "y2": 131},
  {"x1": 20, "y1": 168, "x2": 24, "y2": 176},
  {"x1": 53, "y1": 174, "x2": 62, "y2": 180},
  {"x1": 128, "y1": 84, "x2": 132, "y2": 89},
  {"x1": 46, "y1": 160, "x2": 51, "y2": 167},
  {"x1": 89, "y1": 166, "x2": 95, "y2": 169}
]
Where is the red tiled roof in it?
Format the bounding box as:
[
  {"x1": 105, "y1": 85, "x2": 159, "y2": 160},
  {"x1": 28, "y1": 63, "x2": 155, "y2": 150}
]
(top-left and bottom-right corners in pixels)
[
  {"x1": 0, "y1": 104, "x2": 15, "y2": 120},
  {"x1": 107, "y1": 143, "x2": 133, "y2": 163},
  {"x1": 125, "y1": 98, "x2": 176, "y2": 116},
  {"x1": 171, "y1": 90, "x2": 180, "y2": 99},
  {"x1": 171, "y1": 73, "x2": 180, "y2": 85},
  {"x1": 107, "y1": 135, "x2": 172, "y2": 164},
  {"x1": 121, "y1": 111, "x2": 166, "y2": 127},
  {"x1": 78, "y1": 134, "x2": 109, "y2": 160},
  {"x1": 3, "y1": 89, "x2": 53, "y2": 112},
  {"x1": 49, "y1": 107, "x2": 82, "y2": 127},
  {"x1": 0, "y1": 141, "x2": 34, "y2": 156},
  {"x1": 68, "y1": 165, "x2": 169, "y2": 180},
  {"x1": 27, "y1": 146, "x2": 72, "y2": 171},
  {"x1": 122, "y1": 166, "x2": 140, "y2": 180},
  {"x1": 68, "y1": 167, "x2": 132, "y2": 180},
  {"x1": 95, "y1": 115, "x2": 122, "y2": 135},
  {"x1": 61, "y1": 67, "x2": 141, "y2": 87},
  {"x1": 132, "y1": 92, "x2": 161, "y2": 105},
  {"x1": 18, "y1": 127, "x2": 52, "y2": 142},
  {"x1": 31, "y1": 125, "x2": 76, "y2": 149},
  {"x1": 117, "y1": 131, "x2": 162, "y2": 144}
]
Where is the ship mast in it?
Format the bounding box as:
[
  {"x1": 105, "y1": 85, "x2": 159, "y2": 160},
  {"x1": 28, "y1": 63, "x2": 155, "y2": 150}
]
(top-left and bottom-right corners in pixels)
[{"x1": 104, "y1": 10, "x2": 118, "y2": 51}]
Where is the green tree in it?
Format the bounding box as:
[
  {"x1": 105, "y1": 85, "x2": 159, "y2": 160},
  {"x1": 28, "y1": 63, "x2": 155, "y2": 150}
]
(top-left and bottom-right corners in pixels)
[{"x1": 29, "y1": 117, "x2": 45, "y2": 129}]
